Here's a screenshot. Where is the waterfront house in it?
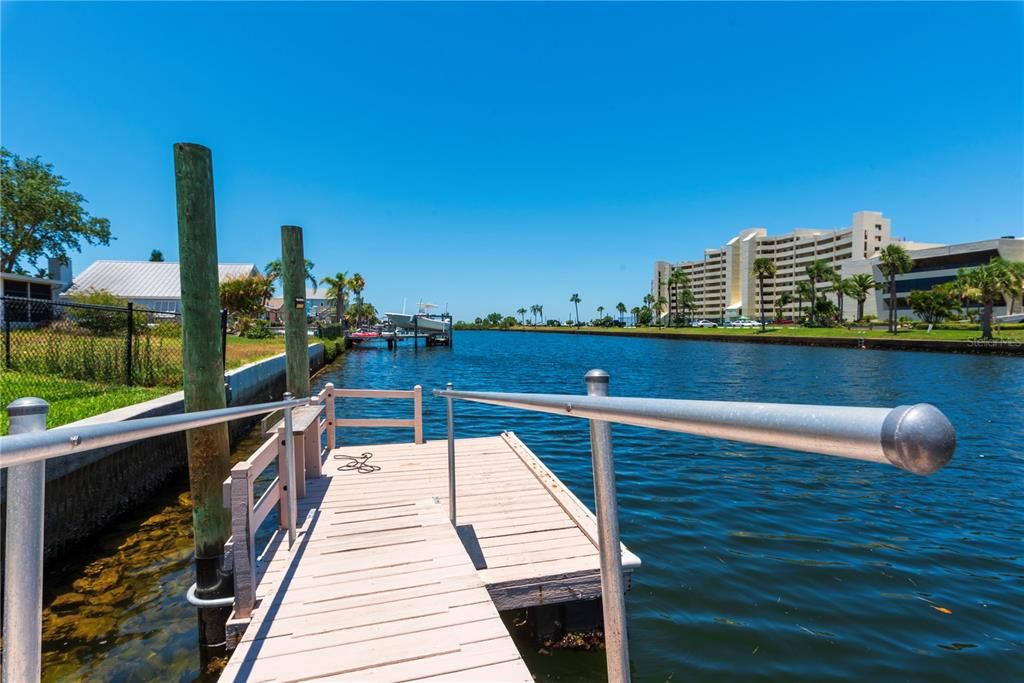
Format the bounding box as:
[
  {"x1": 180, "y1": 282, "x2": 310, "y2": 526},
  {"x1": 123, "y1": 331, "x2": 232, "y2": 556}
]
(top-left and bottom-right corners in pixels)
[{"x1": 65, "y1": 260, "x2": 259, "y2": 314}]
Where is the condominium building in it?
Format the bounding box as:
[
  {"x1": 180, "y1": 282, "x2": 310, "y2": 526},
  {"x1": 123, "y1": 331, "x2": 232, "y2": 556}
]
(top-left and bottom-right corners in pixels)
[{"x1": 653, "y1": 211, "x2": 946, "y2": 322}]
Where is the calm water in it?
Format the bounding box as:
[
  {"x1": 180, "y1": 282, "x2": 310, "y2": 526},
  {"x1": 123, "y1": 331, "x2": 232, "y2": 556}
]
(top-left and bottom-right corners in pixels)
[{"x1": 39, "y1": 331, "x2": 1024, "y2": 681}]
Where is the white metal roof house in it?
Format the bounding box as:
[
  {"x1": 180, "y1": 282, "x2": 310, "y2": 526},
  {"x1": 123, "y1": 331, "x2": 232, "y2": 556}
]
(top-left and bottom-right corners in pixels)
[{"x1": 65, "y1": 260, "x2": 258, "y2": 313}]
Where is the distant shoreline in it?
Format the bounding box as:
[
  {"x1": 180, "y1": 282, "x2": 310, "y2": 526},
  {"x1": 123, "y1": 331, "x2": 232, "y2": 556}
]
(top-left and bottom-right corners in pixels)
[{"x1": 458, "y1": 326, "x2": 1024, "y2": 356}]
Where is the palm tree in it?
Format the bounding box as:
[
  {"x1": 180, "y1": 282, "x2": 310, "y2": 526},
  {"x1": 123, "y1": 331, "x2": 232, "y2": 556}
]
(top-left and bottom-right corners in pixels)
[
  {"x1": 570, "y1": 293, "x2": 581, "y2": 325},
  {"x1": 630, "y1": 305, "x2": 641, "y2": 326},
  {"x1": 537, "y1": 304, "x2": 544, "y2": 325},
  {"x1": 653, "y1": 296, "x2": 667, "y2": 325},
  {"x1": 517, "y1": 307, "x2": 528, "y2": 325},
  {"x1": 348, "y1": 272, "x2": 366, "y2": 327},
  {"x1": 998, "y1": 259, "x2": 1024, "y2": 315},
  {"x1": 828, "y1": 274, "x2": 855, "y2": 325},
  {"x1": 667, "y1": 270, "x2": 691, "y2": 327},
  {"x1": 848, "y1": 273, "x2": 876, "y2": 323},
  {"x1": 751, "y1": 258, "x2": 777, "y2": 331},
  {"x1": 265, "y1": 258, "x2": 317, "y2": 291},
  {"x1": 774, "y1": 292, "x2": 793, "y2": 321},
  {"x1": 596, "y1": 305, "x2": 605, "y2": 322},
  {"x1": 616, "y1": 302, "x2": 626, "y2": 323},
  {"x1": 320, "y1": 271, "x2": 348, "y2": 325},
  {"x1": 956, "y1": 257, "x2": 1020, "y2": 339},
  {"x1": 794, "y1": 280, "x2": 814, "y2": 323},
  {"x1": 528, "y1": 304, "x2": 539, "y2": 325},
  {"x1": 804, "y1": 260, "x2": 834, "y2": 326},
  {"x1": 878, "y1": 244, "x2": 914, "y2": 334},
  {"x1": 676, "y1": 288, "x2": 695, "y2": 326}
]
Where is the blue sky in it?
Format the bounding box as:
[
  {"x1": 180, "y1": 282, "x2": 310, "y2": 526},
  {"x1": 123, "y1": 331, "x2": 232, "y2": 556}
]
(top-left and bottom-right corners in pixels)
[{"x1": 2, "y1": 2, "x2": 1021, "y2": 321}]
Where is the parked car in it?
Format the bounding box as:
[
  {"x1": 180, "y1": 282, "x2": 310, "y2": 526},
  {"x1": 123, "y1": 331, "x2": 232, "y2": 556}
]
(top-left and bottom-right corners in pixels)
[{"x1": 691, "y1": 319, "x2": 717, "y2": 328}]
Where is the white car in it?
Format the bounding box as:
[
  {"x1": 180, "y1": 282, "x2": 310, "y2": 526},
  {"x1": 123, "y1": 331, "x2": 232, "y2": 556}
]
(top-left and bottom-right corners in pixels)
[{"x1": 691, "y1": 319, "x2": 717, "y2": 328}]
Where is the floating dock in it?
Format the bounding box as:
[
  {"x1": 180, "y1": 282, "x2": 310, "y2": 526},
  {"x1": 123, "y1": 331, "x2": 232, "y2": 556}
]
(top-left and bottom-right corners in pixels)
[{"x1": 220, "y1": 432, "x2": 640, "y2": 682}]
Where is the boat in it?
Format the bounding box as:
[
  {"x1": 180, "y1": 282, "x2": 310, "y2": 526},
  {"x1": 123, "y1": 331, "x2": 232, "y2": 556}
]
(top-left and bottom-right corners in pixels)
[{"x1": 385, "y1": 302, "x2": 451, "y2": 333}]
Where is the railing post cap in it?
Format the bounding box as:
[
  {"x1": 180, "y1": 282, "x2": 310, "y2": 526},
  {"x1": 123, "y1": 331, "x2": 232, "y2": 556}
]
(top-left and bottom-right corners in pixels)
[
  {"x1": 585, "y1": 369, "x2": 610, "y2": 383},
  {"x1": 881, "y1": 403, "x2": 956, "y2": 475},
  {"x1": 6, "y1": 397, "x2": 50, "y2": 416}
]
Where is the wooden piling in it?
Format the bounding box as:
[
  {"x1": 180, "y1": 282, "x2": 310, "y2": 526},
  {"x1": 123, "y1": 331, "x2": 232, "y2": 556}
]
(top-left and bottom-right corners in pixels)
[
  {"x1": 281, "y1": 226, "x2": 310, "y2": 398},
  {"x1": 173, "y1": 142, "x2": 233, "y2": 659}
]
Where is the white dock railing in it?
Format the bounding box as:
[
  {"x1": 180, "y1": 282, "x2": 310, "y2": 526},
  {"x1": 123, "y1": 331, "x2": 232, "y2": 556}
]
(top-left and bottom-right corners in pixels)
[
  {"x1": 435, "y1": 368, "x2": 957, "y2": 683},
  {"x1": 0, "y1": 380, "x2": 427, "y2": 680}
]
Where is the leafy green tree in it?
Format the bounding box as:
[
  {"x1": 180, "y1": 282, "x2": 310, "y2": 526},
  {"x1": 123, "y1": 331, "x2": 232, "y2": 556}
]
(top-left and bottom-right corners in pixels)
[
  {"x1": 751, "y1": 258, "x2": 777, "y2": 331},
  {"x1": 909, "y1": 287, "x2": 959, "y2": 325},
  {"x1": 485, "y1": 312, "x2": 503, "y2": 327},
  {"x1": 570, "y1": 293, "x2": 581, "y2": 325},
  {"x1": 149, "y1": 249, "x2": 164, "y2": 262},
  {"x1": 847, "y1": 273, "x2": 876, "y2": 322},
  {"x1": 1, "y1": 148, "x2": 112, "y2": 274},
  {"x1": 636, "y1": 306, "x2": 653, "y2": 326},
  {"x1": 219, "y1": 274, "x2": 275, "y2": 330},
  {"x1": 616, "y1": 302, "x2": 627, "y2": 323},
  {"x1": 803, "y1": 260, "x2": 834, "y2": 326},
  {"x1": 878, "y1": 244, "x2": 914, "y2": 334},
  {"x1": 320, "y1": 272, "x2": 349, "y2": 324},
  {"x1": 265, "y1": 258, "x2": 317, "y2": 291}
]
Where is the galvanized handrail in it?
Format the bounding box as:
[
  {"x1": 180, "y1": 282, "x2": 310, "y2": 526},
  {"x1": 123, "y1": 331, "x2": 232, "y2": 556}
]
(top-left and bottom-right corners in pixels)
[
  {"x1": 0, "y1": 394, "x2": 308, "y2": 682},
  {"x1": 435, "y1": 371, "x2": 957, "y2": 683},
  {"x1": 433, "y1": 389, "x2": 956, "y2": 475},
  {"x1": 0, "y1": 396, "x2": 310, "y2": 469}
]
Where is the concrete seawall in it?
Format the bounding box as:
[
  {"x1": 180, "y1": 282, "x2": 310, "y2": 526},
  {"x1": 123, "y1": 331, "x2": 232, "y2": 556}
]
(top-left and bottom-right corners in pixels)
[{"x1": 2, "y1": 344, "x2": 326, "y2": 559}]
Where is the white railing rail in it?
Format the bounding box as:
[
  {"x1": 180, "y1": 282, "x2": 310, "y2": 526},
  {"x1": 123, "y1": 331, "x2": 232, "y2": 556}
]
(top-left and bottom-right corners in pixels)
[{"x1": 435, "y1": 369, "x2": 957, "y2": 683}]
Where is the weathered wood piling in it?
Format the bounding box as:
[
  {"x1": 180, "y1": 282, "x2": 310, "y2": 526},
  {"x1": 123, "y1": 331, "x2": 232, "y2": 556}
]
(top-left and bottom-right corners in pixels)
[{"x1": 173, "y1": 142, "x2": 233, "y2": 659}]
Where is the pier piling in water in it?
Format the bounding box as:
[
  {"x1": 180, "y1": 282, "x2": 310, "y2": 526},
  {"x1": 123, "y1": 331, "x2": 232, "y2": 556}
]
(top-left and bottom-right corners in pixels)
[
  {"x1": 280, "y1": 226, "x2": 311, "y2": 399},
  {"x1": 173, "y1": 142, "x2": 233, "y2": 661}
]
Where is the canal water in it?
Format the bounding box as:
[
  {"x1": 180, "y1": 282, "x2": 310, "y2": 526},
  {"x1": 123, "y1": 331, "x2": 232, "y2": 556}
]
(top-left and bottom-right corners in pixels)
[{"x1": 36, "y1": 331, "x2": 1024, "y2": 681}]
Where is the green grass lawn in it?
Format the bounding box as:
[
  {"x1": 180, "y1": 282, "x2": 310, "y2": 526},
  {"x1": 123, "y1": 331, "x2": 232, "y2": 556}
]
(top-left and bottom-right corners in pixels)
[
  {"x1": 520, "y1": 325, "x2": 1024, "y2": 342},
  {"x1": 0, "y1": 371, "x2": 171, "y2": 434},
  {"x1": 0, "y1": 337, "x2": 338, "y2": 434}
]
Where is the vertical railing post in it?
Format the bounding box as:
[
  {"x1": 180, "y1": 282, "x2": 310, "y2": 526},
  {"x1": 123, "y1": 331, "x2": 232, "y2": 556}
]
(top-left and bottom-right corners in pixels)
[
  {"x1": 2, "y1": 397, "x2": 49, "y2": 683},
  {"x1": 413, "y1": 385, "x2": 424, "y2": 444},
  {"x1": 282, "y1": 392, "x2": 298, "y2": 548},
  {"x1": 229, "y1": 462, "x2": 255, "y2": 619},
  {"x1": 125, "y1": 302, "x2": 134, "y2": 386},
  {"x1": 4, "y1": 298, "x2": 12, "y2": 369},
  {"x1": 585, "y1": 369, "x2": 630, "y2": 683},
  {"x1": 446, "y1": 382, "x2": 456, "y2": 526},
  {"x1": 325, "y1": 382, "x2": 336, "y2": 450},
  {"x1": 221, "y1": 308, "x2": 228, "y2": 372}
]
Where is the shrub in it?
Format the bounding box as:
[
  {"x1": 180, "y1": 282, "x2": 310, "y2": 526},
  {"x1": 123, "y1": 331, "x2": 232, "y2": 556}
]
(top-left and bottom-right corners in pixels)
[
  {"x1": 66, "y1": 289, "x2": 145, "y2": 335},
  {"x1": 243, "y1": 318, "x2": 272, "y2": 339}
]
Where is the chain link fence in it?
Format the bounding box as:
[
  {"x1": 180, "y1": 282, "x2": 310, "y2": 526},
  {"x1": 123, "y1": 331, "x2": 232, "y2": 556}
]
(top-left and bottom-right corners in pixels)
[{"x1": 1, "y1": 296, "x2": 226, "y2": 389}]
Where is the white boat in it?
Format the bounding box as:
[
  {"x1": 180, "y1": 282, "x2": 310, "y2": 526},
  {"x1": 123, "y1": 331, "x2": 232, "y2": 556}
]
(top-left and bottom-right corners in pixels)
[{"x1": 386, "y1": 302, "x2": 451, "y2": 333}]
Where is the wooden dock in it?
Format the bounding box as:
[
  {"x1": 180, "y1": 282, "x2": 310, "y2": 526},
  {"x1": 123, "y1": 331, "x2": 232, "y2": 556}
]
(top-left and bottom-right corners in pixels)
[{"x1": 220, "y1": 430, "x2": 640, "y2": 682}]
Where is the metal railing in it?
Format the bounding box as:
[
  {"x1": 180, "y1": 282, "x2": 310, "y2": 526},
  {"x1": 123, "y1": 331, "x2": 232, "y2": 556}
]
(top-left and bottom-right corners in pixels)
[
  {"x1": 0, "y1": 394, "x2": 308, "y2": 681},
  {"x1": 436, "y1": 369, "x2": 956, "y2": 683}
]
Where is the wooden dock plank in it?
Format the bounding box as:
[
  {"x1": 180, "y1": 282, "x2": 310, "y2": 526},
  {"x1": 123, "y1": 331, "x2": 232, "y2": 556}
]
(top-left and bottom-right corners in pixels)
[{"x1": 221, "y1": 433, "x2": 639, "y2": 682}]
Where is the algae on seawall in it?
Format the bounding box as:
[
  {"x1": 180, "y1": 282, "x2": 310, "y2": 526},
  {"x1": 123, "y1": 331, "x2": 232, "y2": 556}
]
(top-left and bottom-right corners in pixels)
[{"x1": 37, "y1": 423, "x2": 276, "y2": 682}]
